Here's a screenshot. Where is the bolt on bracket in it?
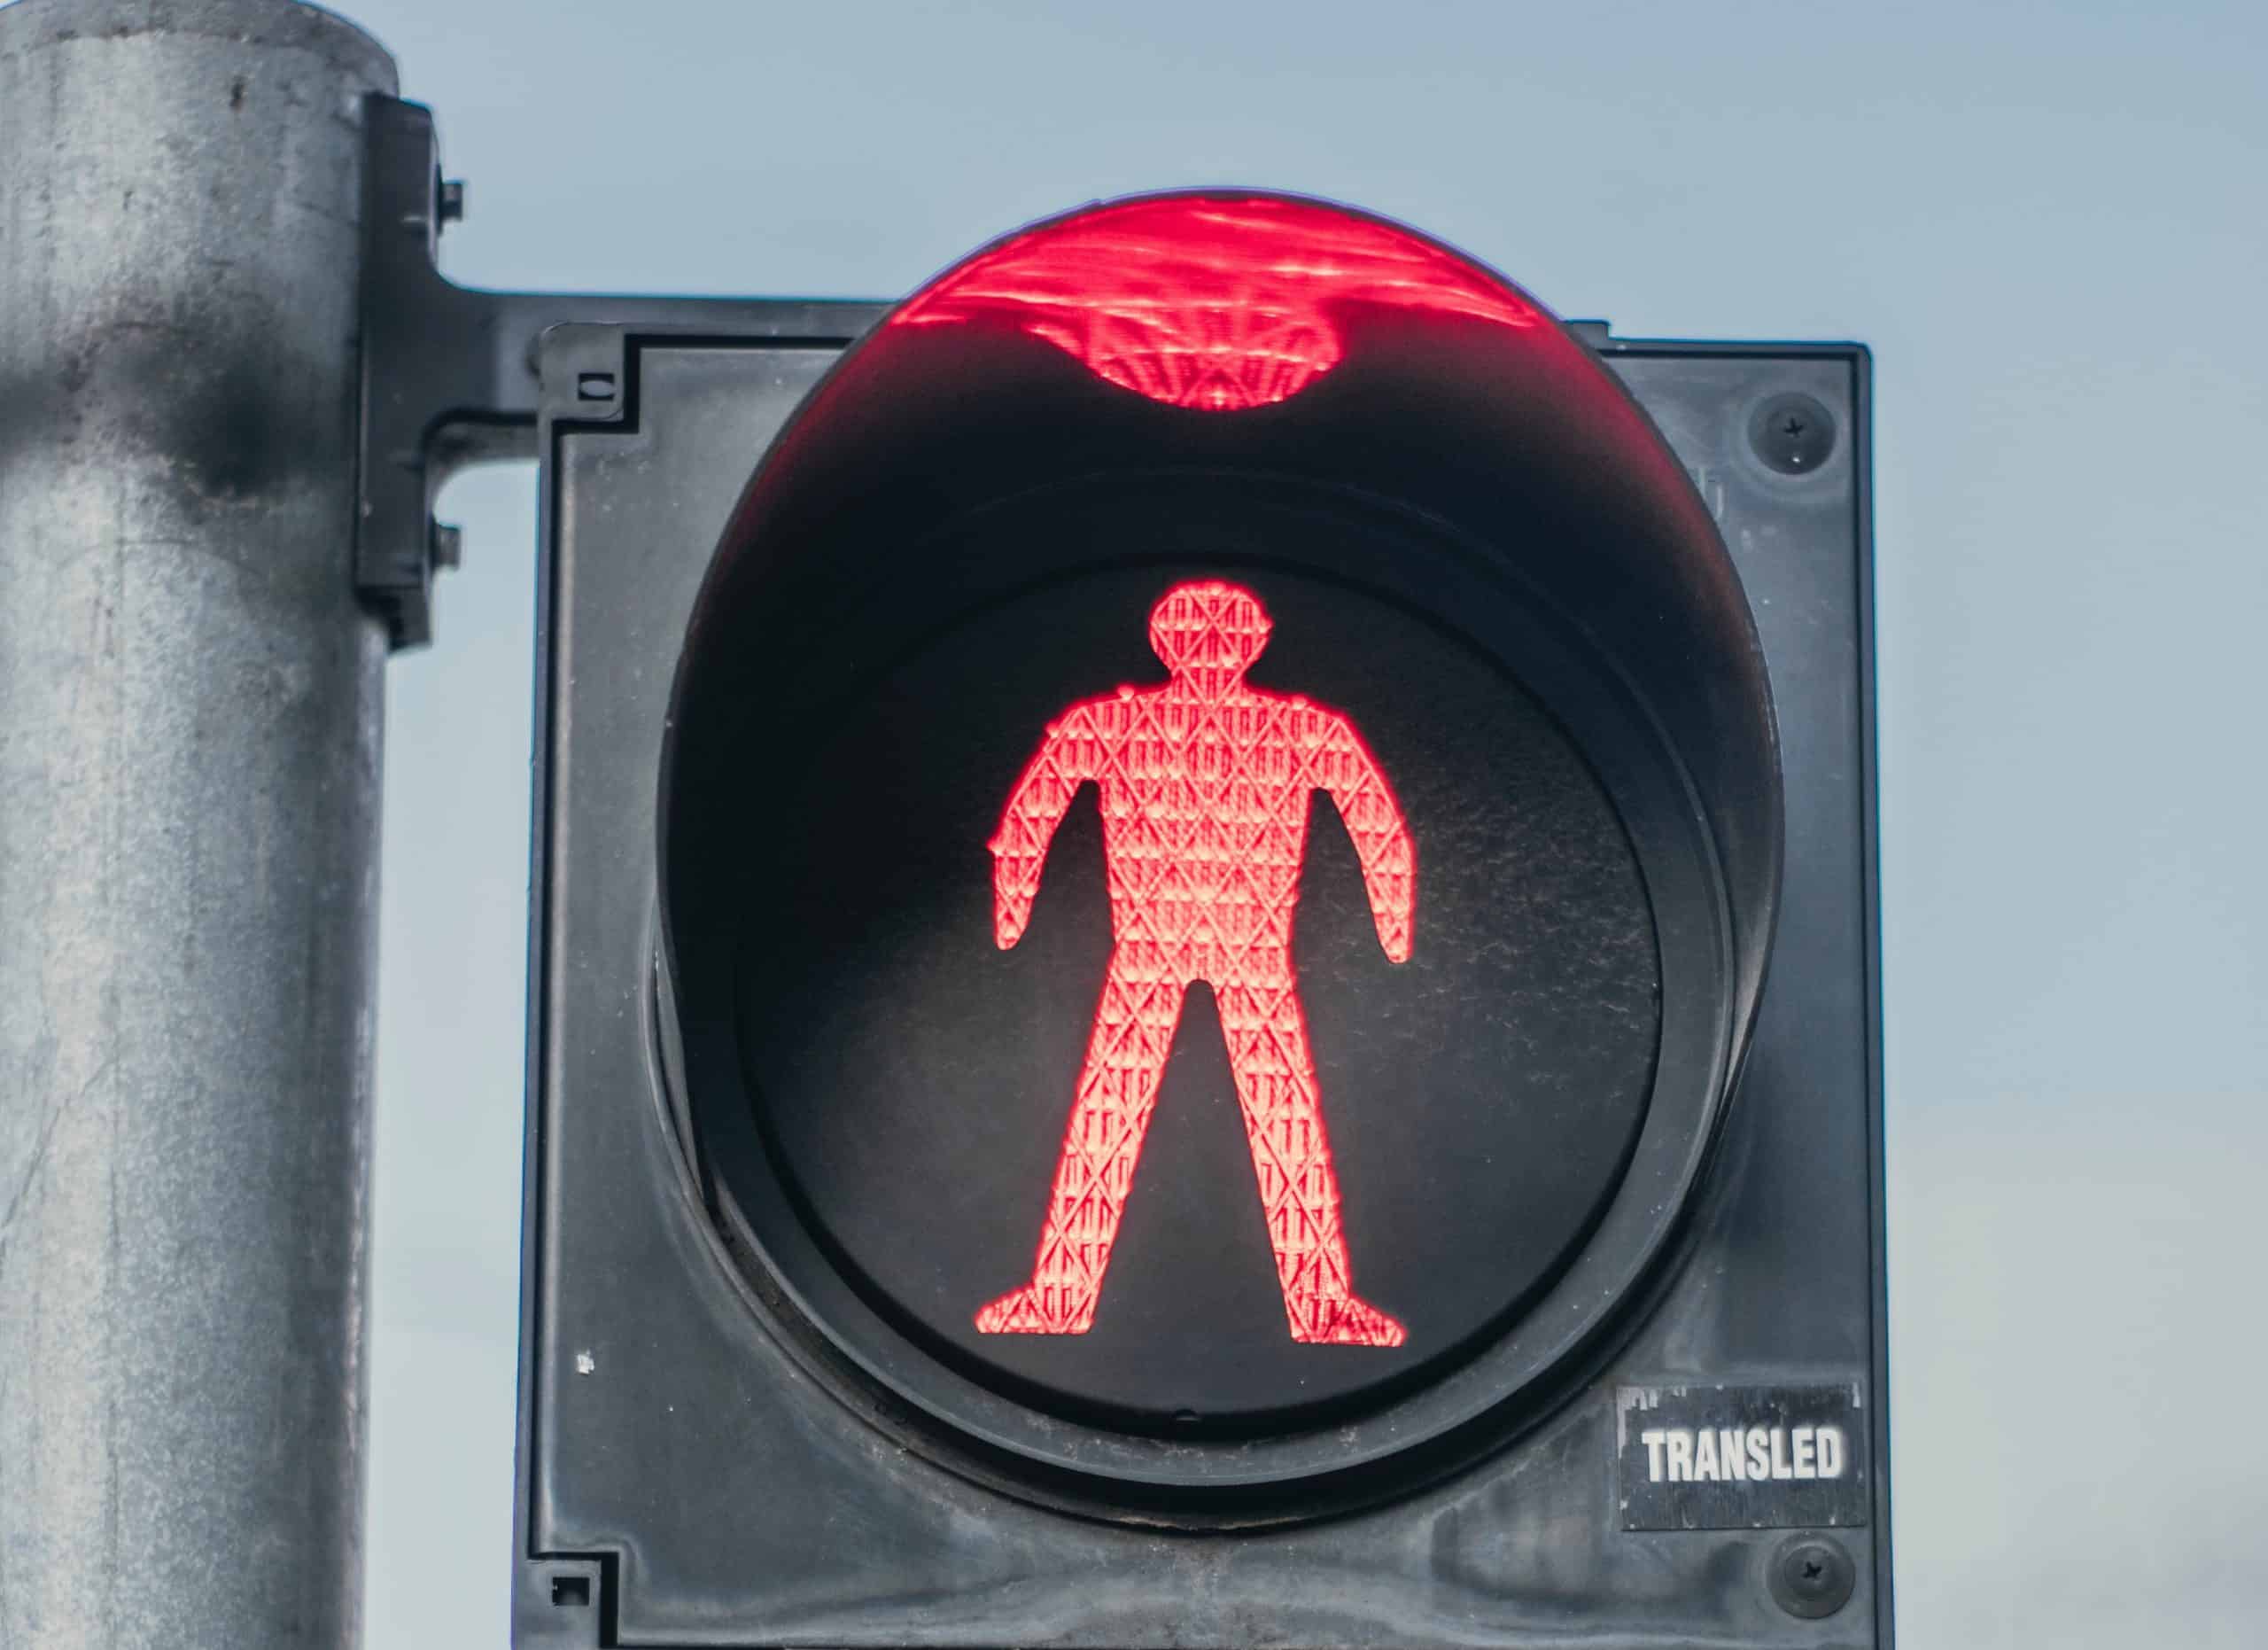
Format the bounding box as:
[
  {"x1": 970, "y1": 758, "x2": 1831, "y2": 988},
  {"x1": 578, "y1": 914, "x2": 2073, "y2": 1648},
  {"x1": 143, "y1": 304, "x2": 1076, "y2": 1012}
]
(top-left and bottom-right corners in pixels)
[{"x1": 354, "y1": 95, "x2": 882, "y2": 648}]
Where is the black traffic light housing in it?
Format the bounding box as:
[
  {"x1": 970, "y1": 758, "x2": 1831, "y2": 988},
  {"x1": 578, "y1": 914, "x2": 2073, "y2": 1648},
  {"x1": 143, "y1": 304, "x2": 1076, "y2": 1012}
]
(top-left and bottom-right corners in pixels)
[{"x1": 472, "y1": 178, "x2": 1884, "y2": 1645}]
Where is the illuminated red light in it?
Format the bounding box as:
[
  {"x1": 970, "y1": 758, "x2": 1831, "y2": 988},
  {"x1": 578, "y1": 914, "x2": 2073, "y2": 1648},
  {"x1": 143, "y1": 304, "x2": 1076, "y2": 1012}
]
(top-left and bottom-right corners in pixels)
[
  {"x1": 978, "y1": 581, "x2": 1415, "y2": 1346},
  {"x1": 896, "y1": 195, "x2": 1536, "y2": 411}
]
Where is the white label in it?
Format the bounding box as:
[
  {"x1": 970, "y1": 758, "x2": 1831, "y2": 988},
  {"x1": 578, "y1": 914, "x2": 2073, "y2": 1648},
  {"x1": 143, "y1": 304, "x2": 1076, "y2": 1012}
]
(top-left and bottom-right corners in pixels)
[{"x1": 1636, "y1": 1424, "x2": 1848, "y2": 1485}]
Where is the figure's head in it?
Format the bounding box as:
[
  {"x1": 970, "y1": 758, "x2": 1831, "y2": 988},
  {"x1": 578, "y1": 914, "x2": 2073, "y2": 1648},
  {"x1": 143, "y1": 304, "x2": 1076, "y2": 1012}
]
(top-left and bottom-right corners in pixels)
[{"x1": 1147, "y1": 580, "x2": 1271, "y2": 692}]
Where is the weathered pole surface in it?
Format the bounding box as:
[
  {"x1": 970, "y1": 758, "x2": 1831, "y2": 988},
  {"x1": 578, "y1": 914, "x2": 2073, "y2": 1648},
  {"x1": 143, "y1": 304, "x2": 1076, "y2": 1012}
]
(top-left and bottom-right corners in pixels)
[{"x1": 0, "y1": 2, "x2": 397, "y2": 1643}]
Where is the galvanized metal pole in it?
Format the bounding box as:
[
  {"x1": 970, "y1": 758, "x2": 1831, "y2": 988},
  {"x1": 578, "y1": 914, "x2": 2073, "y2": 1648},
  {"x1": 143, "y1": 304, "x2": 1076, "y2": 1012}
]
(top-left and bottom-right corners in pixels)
[{"x1": 0, "y1": 2, "x2": 397, "y2": 1644}]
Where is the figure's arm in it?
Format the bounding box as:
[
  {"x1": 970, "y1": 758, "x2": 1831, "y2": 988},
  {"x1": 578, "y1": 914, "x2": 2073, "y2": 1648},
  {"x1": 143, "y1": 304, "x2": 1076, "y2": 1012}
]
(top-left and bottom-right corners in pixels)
[
  {"x1": 1316, "y1": 709, "x2": 1416, "y2": 963},
  {"x1": 989, "y1": 704, "x2": 1096, "y2": 949}
]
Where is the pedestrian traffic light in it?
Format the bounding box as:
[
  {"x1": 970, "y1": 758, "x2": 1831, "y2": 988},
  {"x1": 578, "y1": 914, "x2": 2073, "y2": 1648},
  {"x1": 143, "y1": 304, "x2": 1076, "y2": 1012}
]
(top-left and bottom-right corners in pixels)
[{"x1": 510, "y1": 187, "x2": 1884, "y2": 1646}]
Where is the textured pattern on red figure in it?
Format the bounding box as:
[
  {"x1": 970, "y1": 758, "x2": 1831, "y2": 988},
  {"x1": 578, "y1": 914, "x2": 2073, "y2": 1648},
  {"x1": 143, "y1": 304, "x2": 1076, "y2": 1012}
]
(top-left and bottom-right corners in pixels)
[
  {"x1": 978, "y1": 582, "x2": 1415, "y2": 1347},
  {"x1": 896, "y1": 195, "x2": 1535, "y2": 412}
]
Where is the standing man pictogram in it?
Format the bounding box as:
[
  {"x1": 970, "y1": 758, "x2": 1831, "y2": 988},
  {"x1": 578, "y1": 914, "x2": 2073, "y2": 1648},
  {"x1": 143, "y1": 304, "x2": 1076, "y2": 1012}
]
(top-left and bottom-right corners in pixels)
[{"x1": 978, "y1": 580, "x2": 1415, "y2": 1347}]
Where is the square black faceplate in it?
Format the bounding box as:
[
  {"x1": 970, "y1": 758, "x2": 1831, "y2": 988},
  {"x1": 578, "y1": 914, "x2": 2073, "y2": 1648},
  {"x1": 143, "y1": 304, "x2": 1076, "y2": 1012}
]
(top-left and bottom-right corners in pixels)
[{"x1": 515, "y1": 323, "x2": 1885, "y2": 1648}]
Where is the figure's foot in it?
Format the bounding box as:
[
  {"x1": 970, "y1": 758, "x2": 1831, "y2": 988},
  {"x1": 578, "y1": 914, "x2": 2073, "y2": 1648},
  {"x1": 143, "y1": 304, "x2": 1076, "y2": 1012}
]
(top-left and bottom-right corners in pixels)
[
  {"x1": 975, "y1": 1283, "x2": 1096, "y2": 1335},
  {"x1": 1291, "y1": 1295, "x2": 1407, "y2": 1348}
]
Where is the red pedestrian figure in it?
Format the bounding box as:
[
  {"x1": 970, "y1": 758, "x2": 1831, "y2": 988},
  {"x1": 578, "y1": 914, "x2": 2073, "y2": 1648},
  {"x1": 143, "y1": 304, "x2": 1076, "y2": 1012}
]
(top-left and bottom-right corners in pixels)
[{"x1": 977, "y1": 580, "x2": 1415, "y2": 1347}]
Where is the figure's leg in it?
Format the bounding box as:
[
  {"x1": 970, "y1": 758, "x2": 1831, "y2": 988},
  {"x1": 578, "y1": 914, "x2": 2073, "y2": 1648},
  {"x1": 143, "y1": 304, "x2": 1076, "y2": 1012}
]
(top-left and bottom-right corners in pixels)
[
  {"x1": 975, "y1": 959, "x2": 1185, "y2": 1335},
  {"x1": 1216, "y1": 980, "x2": 1405, "y2": 1347}
]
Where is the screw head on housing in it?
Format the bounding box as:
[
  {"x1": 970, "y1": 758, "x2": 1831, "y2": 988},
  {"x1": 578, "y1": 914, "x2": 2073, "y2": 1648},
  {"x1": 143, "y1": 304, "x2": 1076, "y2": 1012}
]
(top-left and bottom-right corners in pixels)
[
  {"x1": 1748, "y1": 391, "x2": 1837, "y2": 474},
  {"x1": 1769, "y1": 1532, "x2": 1858, "y2": 1619}
]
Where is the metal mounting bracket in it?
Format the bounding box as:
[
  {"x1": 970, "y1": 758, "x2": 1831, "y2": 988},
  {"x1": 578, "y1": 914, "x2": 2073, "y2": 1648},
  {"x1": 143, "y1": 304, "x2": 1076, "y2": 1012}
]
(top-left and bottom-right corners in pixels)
[{"x1": 355, "y1": 95, "x2": 883, "y2": 647}]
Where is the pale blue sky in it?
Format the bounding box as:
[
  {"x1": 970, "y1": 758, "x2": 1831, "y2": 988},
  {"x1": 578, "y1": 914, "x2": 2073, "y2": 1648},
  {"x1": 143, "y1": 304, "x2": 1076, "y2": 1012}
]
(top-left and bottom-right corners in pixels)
[{"x1": 351, "y1": 3, "x2": 2268, "y2": 1644}]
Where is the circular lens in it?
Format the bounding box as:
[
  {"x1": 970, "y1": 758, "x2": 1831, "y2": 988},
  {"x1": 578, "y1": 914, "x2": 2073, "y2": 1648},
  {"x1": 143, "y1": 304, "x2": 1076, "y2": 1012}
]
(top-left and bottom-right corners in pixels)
[{"x1": 658, "y1": 192, "x2": 1778, "y2": 1515}]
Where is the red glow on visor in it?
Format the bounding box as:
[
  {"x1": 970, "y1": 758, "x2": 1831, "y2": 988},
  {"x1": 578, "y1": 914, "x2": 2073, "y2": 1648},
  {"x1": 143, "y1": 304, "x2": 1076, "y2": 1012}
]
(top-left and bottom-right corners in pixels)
[
  {"x1": 896, "y1": 195, "x2": 1536, "y2": 411},
  {"x1": 977, "y1": 581, "x2": 1414, "y2": 1347}
]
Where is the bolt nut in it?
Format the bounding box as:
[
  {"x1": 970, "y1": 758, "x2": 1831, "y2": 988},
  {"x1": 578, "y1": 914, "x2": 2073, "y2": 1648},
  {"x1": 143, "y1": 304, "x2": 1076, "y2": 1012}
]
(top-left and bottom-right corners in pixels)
[
  {"x1": 1768, "y1": 1532, "x2": 1857, "y2": 1619},
  {"x1": 431, "y1": 521, "x2": 462, "y2": 572},
  {"x1": 1747, "y1": 391, "x2": 1837, "y2": 475},
  {"x1": 438, "y1": 177, "x2": 467, "y2": 225}
]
